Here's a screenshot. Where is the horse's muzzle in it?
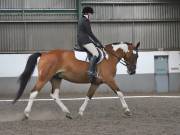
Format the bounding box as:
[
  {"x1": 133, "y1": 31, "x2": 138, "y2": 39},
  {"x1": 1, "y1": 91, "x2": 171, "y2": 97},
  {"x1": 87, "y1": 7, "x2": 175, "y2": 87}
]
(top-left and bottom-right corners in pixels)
[
  {"x1": 129, "y1": 71, "x2": 136, "y2": 75},
  {"x1": 127, "y1": 65, "x2": 136, "y2": 75}
]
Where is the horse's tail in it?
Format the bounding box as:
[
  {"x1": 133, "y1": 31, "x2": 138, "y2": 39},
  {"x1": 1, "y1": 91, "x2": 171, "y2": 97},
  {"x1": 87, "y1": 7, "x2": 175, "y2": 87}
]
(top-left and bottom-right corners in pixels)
[{"x1": 13, "y1": 52, "x2": 41, "y2": 104}]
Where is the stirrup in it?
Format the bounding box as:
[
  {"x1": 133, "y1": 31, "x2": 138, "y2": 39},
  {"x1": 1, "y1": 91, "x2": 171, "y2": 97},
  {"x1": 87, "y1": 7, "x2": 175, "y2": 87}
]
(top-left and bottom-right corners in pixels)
[{"x1": 89, "y1": 75, "x2": 96, "y2": 83}]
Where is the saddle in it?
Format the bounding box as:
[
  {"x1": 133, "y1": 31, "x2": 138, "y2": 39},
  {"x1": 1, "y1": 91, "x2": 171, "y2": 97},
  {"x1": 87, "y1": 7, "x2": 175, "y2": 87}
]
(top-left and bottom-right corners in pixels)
[{"x1": 74, "y1": 46, "x2": 108, "y2": 64}]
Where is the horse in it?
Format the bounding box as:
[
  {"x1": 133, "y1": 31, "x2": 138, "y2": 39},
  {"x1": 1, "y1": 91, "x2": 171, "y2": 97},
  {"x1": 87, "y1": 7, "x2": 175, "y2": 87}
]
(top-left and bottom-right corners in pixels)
[{"x1": 13, "y1": 41, "x2": 140, "y2": 120}]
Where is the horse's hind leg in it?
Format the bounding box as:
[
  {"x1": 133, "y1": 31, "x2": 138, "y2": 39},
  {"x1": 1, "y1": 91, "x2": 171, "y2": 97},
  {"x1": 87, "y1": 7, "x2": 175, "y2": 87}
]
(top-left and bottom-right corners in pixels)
[
  {"x1": 105, "y1": 79, "x2": 131, "y2": 116},
  {"x1": 79, "y1": 84, "x2": 99, "y2": 116},
  {"x1": 50, "y1": 77, "x2": 71, "y2": 119},
  {"x1": 24, "y1": 80, "x2": 46, "y2": 119}
]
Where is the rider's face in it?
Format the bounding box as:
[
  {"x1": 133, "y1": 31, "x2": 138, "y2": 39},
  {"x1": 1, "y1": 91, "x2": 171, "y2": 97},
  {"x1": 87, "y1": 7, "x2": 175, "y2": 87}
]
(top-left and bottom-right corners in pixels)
[{"x1": 88, "y1": 13, "x2": 92, "y2": 19}]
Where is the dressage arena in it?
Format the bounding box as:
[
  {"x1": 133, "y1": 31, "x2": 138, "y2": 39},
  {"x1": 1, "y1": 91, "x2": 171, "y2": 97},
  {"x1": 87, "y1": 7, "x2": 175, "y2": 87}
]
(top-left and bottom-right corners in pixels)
[
  {"x1": 0, "y1": 94, "x2": 180, "y2": 135},
  {"x1": 0, "y1": 0, "x2": 180, "y2": 135}
]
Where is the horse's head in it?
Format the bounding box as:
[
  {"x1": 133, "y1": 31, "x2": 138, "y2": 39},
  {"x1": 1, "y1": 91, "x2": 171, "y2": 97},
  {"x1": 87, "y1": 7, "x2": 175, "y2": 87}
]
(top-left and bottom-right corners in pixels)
[
  {"x1": 123, "y1": 42, "x2": 140, "y2": 75},
  {"x1": 106, "y1": 41, "x2": 140, "y2": 75}
]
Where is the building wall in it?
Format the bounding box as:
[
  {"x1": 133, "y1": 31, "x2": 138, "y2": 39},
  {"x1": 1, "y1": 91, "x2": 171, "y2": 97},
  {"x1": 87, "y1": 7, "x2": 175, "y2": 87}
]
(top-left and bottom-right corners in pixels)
[
  {"x1": 0, "y1": 0, "x2": 180, "y2": 52},
  {"x1": 0, "y1": 51, "x2": 179, "y2": 96}
]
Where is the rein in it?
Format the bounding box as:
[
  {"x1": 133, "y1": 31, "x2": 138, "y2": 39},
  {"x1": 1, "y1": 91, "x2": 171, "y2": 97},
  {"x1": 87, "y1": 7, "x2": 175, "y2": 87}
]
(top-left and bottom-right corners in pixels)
[{"x1": 103, "y1": 47, "x2": 129, "y2": 67}]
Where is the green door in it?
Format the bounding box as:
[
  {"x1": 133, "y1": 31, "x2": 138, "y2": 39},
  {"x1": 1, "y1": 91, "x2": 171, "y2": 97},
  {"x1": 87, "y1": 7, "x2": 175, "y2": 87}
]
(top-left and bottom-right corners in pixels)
[{"x1": 154, "y1": 56, "x2": 169, "y2": 93}]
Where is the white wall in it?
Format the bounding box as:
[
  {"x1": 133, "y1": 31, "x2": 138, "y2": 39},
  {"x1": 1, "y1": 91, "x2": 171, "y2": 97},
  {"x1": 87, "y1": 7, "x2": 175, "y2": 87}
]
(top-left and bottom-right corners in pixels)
[
  {"x1": 0, "y1": 51, "x2": 180, "y2": 77},
  {"x1": 117, "y1": 51, "x2": 180, "y2": 74}
]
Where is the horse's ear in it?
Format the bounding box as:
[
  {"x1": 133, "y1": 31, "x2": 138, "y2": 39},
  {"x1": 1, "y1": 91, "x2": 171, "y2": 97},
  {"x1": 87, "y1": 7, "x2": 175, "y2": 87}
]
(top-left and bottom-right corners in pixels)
[{"x1": 136, "y1": 42, "x2": 140, "y2": 49}]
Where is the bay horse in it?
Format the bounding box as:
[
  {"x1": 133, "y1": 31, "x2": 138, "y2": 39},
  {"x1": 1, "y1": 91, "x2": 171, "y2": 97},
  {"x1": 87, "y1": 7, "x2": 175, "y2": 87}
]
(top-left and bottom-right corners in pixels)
[{"x1": 13, "y1": 41, "x2": 140, "y2": 120}]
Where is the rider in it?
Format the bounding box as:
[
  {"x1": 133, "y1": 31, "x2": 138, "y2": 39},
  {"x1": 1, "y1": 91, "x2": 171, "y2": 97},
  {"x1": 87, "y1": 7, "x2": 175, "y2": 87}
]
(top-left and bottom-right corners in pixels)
[{"x1": 77, "y1": 6, "x2": 103, "y2": 82}]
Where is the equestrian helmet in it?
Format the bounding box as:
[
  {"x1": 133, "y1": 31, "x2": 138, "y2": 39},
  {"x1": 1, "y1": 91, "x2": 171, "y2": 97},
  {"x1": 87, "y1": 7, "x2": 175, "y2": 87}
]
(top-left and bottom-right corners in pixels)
[{"x1": 82, "y1": 7, "x2": 94, "y2": 14}]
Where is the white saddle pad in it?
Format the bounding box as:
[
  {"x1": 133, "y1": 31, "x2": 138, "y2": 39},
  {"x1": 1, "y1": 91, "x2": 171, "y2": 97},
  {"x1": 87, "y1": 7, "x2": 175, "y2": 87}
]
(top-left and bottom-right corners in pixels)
[{"x1": 74, "y1": 48, "x2": 108, "y2": 64}]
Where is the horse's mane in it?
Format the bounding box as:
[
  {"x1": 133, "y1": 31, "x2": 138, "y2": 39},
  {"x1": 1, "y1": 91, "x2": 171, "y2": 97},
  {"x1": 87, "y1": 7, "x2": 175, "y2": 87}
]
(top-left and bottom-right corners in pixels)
[
  {"x1": 111, "y1": 42, "x2": 132, "y2": 45},
  {"x1": 105, "y1": 42, "x2": 132, "y2": 48}
]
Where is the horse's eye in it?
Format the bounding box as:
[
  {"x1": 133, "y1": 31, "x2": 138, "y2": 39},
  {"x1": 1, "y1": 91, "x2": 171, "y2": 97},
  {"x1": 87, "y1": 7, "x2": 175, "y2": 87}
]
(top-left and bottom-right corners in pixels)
[{"x1": 135, "y1": 54, "x2": 138, "y2": 58}]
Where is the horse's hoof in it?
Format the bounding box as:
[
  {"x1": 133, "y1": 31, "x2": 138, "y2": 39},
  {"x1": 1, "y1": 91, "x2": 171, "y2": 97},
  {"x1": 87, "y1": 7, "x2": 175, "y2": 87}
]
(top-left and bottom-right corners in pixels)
[
  {"x1": 22, "y1": 115, "x2": 29, "y2": 121},
  {"x1": 78, "y1": 111, "x2": 84, "y2": 116},
  {"x1": 124, "y1": 109, "x2": 132, "y2": 117},
  {"x1": 75, "y1": 114, "x2": 82, "y2": 119},
  {"x1": 66, "y1": 113, "x2": 72, "y2": 119}
]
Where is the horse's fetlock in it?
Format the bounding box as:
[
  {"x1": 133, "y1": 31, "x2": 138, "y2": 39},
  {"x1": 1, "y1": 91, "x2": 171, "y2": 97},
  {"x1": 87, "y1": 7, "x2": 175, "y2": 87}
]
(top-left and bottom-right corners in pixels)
[
  {"x1": 50, "y1": 94, "x2": 56, "y2": 100},
  {"x1": 24, "y1": 110, "x2": 30, "y2": 118}
]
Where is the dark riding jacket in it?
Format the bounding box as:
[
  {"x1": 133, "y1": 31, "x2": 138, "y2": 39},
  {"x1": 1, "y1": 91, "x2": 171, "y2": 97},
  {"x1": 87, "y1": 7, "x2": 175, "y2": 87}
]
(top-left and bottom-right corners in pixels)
[{"x1": 77, "y1": 16, "x2": 101, "y2": 48}]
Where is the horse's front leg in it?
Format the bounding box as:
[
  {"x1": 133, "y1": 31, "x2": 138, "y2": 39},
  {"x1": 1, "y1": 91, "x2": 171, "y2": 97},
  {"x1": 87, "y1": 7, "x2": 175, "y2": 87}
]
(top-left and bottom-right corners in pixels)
[
  {"x1": 79, "y1": 84, "x2": 99, "y2": 116},
  {"x1": 106, "y1": 79, "x2": 131, "y2": 116}
]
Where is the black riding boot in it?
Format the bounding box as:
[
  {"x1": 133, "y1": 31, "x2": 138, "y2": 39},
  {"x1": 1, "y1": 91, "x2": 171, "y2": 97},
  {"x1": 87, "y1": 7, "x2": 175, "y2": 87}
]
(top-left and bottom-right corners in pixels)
[{"x1": 88, "y1": 56, "x2": 98, "y2": 83}]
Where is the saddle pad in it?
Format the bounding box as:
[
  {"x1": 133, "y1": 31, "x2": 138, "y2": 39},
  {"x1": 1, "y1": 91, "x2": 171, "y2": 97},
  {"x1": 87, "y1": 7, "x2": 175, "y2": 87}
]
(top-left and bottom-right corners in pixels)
[{"x1": 74, "y1": 48, "x2": 108, "y2": 64}]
